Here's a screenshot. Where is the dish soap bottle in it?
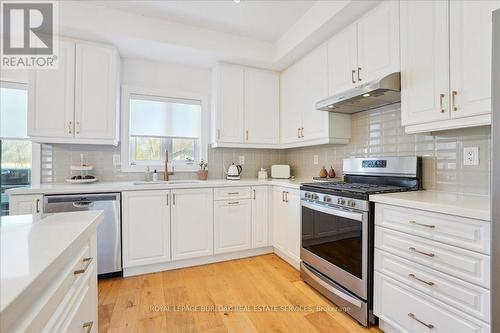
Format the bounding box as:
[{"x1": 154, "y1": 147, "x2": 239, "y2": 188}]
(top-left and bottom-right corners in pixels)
[{"x1": 145, "y1": 166, "x2": 152, "y2": 181}]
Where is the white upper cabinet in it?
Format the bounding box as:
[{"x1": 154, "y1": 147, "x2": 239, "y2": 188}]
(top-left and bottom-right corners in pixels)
[
  {"x1": 357, "y1": 0, "x2": 400, "y2": 84},
  {"x1": 212, "y1": 64, "x2": 245, "y2": 143},
  {"x1": 28, "y1": 38, "x2": 120, "y2": 145},
  {"x1": 244, "y1": 68, "x2": 279, "y2": 144},
  {"x1": 74, "y1": 42, "x2": 119, "y2": 140},
  {"x1": 28, "y1": 39, "x2": 75, "y2": 139},
  {"x1": 212, "y1": 64, "x2": 279, "y2": 147},
  {"x1": 171, "y1": 188, "x2": 214, "y2": 261},
  {"x1": 400, "y1": 0, "x2": 450, "y2": 126},
  {"x1": 402, "y1": 0, "x2": 499, "y2": 133},
  {"x1": 280, "y1": 63, "x2": 302, "y2": 144},
  {"x1": 327, "y1": 25, "x2": 358, "y2": 95},
  {"x1": 449, "y1": 0, "x2": 500, "y2": 119}
]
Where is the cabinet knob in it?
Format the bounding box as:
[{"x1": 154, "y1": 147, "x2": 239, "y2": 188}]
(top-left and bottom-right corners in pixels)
[
  {"x1": 351, "y1": 69, "x2": 356, "y2": 84},
  {"x1": 357, "y1": 67, "x2": 362, "y2": 82},
  {"x1": 76, "y1": 121, "x2": 80, "y2": 134},
  {"x1": 451, "y1": 90, "x2": 458, "y2": 111},
  {"x1": 68, "y1": 121, "x2": 73, "y2": 134},
  {"x1": 439, "y1": 94, "x2": 446, "y2": 113}
]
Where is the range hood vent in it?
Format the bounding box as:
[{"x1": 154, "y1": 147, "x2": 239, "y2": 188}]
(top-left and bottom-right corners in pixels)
[{"x1": 316, "y1": 72, "x2": 401, "y2": 114}]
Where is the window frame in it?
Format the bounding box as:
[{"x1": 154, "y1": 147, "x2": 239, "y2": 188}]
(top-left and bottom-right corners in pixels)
[
  {"x1": 120, "y1": 85, "x2": 208, "y2": 173},
  {"x1": 0, "y1": 80, "x2": 40, "y2": 185}
]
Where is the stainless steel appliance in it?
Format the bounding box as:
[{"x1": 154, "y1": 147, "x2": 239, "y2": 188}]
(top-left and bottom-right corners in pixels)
[
  {"x1": 315, "y1": 72, "x2": 400, "y2": 114},
  {"x1": 491, "y1": 8, "x2": 499, "y2": 332},
  {"x1": 300, "y1": 157, "x2": 421, "y2": 326},
  {"x1": 44, "y1": 193, "x2": 122, "y2": 278}
]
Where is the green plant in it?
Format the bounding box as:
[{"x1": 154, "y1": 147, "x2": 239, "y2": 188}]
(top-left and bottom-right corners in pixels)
[{"x1": 199, "y1": 160, "x2": 208, "y2": 171}]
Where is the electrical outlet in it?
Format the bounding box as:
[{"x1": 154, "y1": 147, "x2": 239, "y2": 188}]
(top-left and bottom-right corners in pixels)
[
  {"x1": 463, "y1": 147, "x2": 479, "y2": 166},
  {"x1": 313, "y1": 155, "x2": 319, "y2": 165},
  {"x1": 239, "y1": 155, "x2": 245, "y2": 165},
  {"x1": 112, "y1": 154, "x2": 121, "y2": 167}
]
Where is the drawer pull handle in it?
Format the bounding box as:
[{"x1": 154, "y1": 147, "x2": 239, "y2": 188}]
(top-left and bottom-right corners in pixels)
[
  {"x1": 408, "y1": 313, "x2": 434, "y2": 329},
  {"x1": 83, "y1": 321, "x2": 94, "y2": 333},
  {"x1": 409, "y1": 247, "x2": 435, "y2": 257},
  {"x1": 408, "y1": 273, "x2": 435, "y2": 286},
  {"x1": 74, "y1": 257, "x2": 93, "y2": 275},
  {"x1": 227, "y1": 192, "x2": 239, "y2": 195},
  {"x1": 228, "y1": 201, "x2": 239, "y2": 205},
  {"x1": 409, "y1": 220, "x2": 436, "y2": 229}
]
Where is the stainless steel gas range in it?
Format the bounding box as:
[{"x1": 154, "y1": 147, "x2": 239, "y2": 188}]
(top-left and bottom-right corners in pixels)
[{"x1": 299, "y1": 156, "x2": 422, "y2": 326}]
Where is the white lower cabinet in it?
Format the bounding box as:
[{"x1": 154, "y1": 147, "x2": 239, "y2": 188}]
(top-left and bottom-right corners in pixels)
[
  {"x1": 214, "y1": 199, "x2": 252, "y2": 254},
  {"x1": 374, "y1": 203, "x2": 491, "y2": 331},
  {"x1": 171, "y1": 188, "x2": 214, "y2": 260},
  {"x1": 272, "y1": 187, "x2": 301, "y2": 268},
  {"x1": 252, "y1": 186, "x2": 270, "y2": 248},
  {"x1": 8, "y1": 194, "x2": 43, "y2": 215},
  {"x1": 122, "y1": 190, "x2": 171, "y2": 268}
]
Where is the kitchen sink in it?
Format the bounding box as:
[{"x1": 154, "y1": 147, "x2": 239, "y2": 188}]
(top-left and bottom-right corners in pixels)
[{"x1": 132, "y1": 180, "x2": 203, "y2": 185}]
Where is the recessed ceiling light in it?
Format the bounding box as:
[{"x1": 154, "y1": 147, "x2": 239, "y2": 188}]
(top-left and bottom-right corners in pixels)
[
  {"x1": 233, "y1": 0, "x2": 240, "y2": 3},
  {"x1": 363, "y1": 93, "x2": 370, "y2": 97}
]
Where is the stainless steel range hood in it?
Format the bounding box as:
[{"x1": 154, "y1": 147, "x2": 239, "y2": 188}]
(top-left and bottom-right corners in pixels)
[{"x1": 316, "y1": 72, "x2": 401, "y2": 114}]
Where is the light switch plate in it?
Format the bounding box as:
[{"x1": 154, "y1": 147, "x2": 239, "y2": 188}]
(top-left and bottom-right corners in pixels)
[
  {"x1": 463, "y1": 147, "x2": 479, "y2": 166},
  {"x1": 239, "y1": 155, "x2": 245, "y2": 165},
  {"x1": 313, "y1": 155, "x2": 319, "y2": 165}
]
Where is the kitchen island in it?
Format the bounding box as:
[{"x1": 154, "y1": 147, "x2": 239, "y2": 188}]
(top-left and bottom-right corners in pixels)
[{"x1": 0, "y1": 211, "x2": 103, "y2": 332}]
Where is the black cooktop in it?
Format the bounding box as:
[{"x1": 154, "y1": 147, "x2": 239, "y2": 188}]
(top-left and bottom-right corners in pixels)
[{"x1": 300, "y1": 181, "x2": 415, "y2": 199}]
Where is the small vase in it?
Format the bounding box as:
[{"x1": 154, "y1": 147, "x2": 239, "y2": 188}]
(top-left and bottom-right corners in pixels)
[
  {"x1": 328, "y1": 167, "x2": 336, "y2": 178},
  {"x1": 197, "y1": 170, "x2": 208, "y2": 181},
  {"x1": 319, "y1": 166, "x2": 328, "y2": 178}
]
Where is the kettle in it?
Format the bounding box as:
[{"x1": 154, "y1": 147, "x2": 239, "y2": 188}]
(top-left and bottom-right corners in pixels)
[{"x1": 226, "y1": 163, "x2": 243, "y2": 180}]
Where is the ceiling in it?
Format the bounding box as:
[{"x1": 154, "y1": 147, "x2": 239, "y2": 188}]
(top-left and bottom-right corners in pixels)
[{"x1": 92, "y1": 0, "x2": 315, "y2": 42}]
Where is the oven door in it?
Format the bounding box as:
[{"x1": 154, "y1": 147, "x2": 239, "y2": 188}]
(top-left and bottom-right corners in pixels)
[{"x1": 301, "y1": 200, "x2": 368, "y2": 299}]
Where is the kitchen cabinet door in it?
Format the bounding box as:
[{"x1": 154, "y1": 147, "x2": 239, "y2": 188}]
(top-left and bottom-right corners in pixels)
[
  {"x1": 284, "y1": 189, "x2": 301, "y2": 261},
  {"x1": 28, "y1": 39, "x2": 75, "y2": 138},
  {"x1": 74, "y1": 42, "x2": 119, "y2": 141},
  {"x1": 213, "y1": 65, "x2": 245, "y2": 143},
  {"x1": 122, "y1": 190, "x2": 171, "y2": 268},
  {"x1": 356, "y1": 0, "x2": 400, "y2": 84},
  {"x1": 449, "y1": 0, "x2": 500, "y2": 119},
  {"x1": 300, "y1": 44, "x2": 330, "y2": 142},
  {"x1": 244, "y1": 68, "x2": 279, "y2": 144},
  {"x1": 327, "y1": 25, "x2": 358, "y2": 96},
  {"x1": 280, "y1": 63, "x2": 302, "y2": 144},
  {"x1": 214, "y1": 199, "x2": 252, "y2": 254},
  {"x1": 272, "y1": 188, "x2": 288, "y2": 252},
  {"x1": 171, "y1": 188, "x2": 214, "y2": 260},
  {"x1": 252, "y1": 186, "x2": 270, "y2": 248},
  {"x1": 400, "y1": 0, "x2": 450, "y2": 126},
  {"x1": 8, "y1": 194, "x2": 43, "y2": 215}
]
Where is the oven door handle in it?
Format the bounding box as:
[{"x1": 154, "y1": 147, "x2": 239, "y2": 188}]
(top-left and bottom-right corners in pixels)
[
  {"x1": 301, "y1": 263, "x2": 363, "y2": 308},
  {"x1": 302, "y1": 201, "x2": 365, "y2": 222}
]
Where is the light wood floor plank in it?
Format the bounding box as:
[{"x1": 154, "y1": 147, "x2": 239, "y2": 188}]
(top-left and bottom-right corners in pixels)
[{"x1": 98, "y1": 254, "x2": 381, "y2": 333}]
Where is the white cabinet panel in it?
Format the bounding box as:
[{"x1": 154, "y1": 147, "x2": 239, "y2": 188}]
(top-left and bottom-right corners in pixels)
[
  {"x1": 244, "y1": 69, "x2": 279, "y2": 144},
  {"x1": 122, "y1": 190, "x2": 171, "y2": 267},
  {"x1": 171, "y1": 188, "x2": 214, "y2": 260},
  {"x1": 280, "y1": 63, "x2": 302, "y2": 144},
  {"x1": 327, "y1": 25, "x2": 357, "y2": 95},
  {"x1": 357, "y1": 0, "x2": 400, "y2": 84},
  {"x1": 74, "y1": 43, "x2": 119, "y2": 140},
  {"x1": 8, "y1": 194, "x2": 43, "y2": 215},
  {"x1": 252, "y1": 186, "x2": 270, "y2": 248},
  {"x1": 450, "y1": 0, "x2": 500, "y2": 118},
  {"x1": 214, "y1": 199, "x2": 252, "y2": 254},
  {"x1": 400, "y1": 0, "x2": 450, "y2": 126},
  {"x1": 213, "y1": 65, "x2": 245, "y2": 143},
  {"x1": 28, "y1": 40, "x2": 75, "y2": 138},
  {"x1": 300, "y1": 44, "x2": 329, "y2": 141},
  {"x1": 272, "y1": 187, "x2": 301, "y2": 266},
  {"x1": 214, "y1": 186, "x2": 251, "y2": 200}
]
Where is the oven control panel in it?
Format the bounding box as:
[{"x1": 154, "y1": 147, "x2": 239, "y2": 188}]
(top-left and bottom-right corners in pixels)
[{"x1": 301, "y1": 191, "x2": 368, "y2": 212}]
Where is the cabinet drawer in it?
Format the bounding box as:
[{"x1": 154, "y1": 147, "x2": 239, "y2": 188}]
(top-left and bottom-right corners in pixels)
[
  {"x1": 375, "y1": 227, "x2": 490, "y2": 288},
  {"x1": 374, "y1": 272, "x2": 489, "y2": 333},
  {"x1": 375, "y1": 249, "x2": 490, "y2": 322},
  {"x1": 214, "y1": 187, "x2": 251, "y2": 200},
  {"x1": 375, "y1": 203, "x2": 490, "y2": 254}
]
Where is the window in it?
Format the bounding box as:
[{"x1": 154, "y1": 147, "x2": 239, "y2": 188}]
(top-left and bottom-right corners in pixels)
[
  {"x1": 0, "y1": 82, "x2": 31, "y2": 215},
  {"x1": 122, "y1": 87, "x2": 205, "y2": 172}
]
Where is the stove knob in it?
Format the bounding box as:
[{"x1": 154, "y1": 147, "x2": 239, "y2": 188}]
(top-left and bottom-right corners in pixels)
[
  {"x1": 348, "y1": 200, "x2": 356, "y2": 208},
  {"x1": 323, "y1": 196, "x2": 332, "y2": 203},
  {"x1": 312, "y1": 194, "x2": 319, "y2": 200},
  {"x1": 337, "y1": 198, "x2": 346, "y2": 205},
  {"x1": 305, "y1": 192, "x2": 311, "y2": 199}
]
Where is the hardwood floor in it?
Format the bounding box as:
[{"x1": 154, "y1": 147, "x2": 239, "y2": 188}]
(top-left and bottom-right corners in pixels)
[{"x1": 98, "y1": 254, "x2": 382, "y2": 333}]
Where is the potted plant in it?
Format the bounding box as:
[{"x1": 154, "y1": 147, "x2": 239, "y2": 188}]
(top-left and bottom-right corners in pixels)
[{"x1": 198, "y1": 160, "x2": 208, "y2": 180}]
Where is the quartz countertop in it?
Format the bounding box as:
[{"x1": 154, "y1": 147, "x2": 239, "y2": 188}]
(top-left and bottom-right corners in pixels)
[
  {"x1": 370, "y1": 190, "x2": 491, "y2": 221},
  {"x1": 0, "y1": 211, "x2": 103, "y2": 313},
  {"x1": 6, "y1": 178, "x2": 313, "y2": 195}
]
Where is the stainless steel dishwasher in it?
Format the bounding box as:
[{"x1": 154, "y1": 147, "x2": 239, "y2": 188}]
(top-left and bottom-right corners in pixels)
[{"x1": 44, "y1": 193, "x2": 122, "y2": 278}]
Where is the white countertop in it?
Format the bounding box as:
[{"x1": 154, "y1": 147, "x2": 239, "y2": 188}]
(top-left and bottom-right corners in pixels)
[
  {"x1": 370, "y1": 190, "x2": 491, "y2": 221},
  {"x1": 0, "y1": 211, "x2": 103, "y2": 313},
  {"x1": 6, "y1": 178, "x2": 311, "y2": 195}
]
